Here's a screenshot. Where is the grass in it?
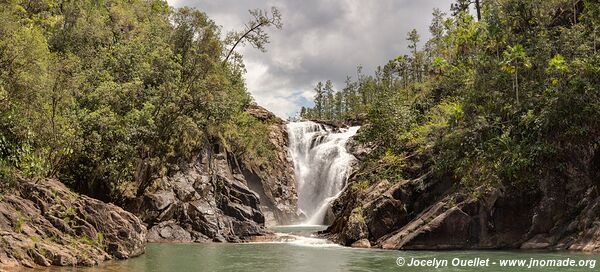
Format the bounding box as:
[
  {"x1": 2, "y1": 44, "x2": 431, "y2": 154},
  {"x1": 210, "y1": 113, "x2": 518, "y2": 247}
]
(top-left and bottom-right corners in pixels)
[{"x1": 14, "y1": 212, "x2": 26, "y2": 233}]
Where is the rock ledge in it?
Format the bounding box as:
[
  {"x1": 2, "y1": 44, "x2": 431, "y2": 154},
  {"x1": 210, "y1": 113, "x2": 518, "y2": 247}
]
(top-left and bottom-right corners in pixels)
[{"x1": 0, "y1": 178, "x2": 146, "y2": 268}]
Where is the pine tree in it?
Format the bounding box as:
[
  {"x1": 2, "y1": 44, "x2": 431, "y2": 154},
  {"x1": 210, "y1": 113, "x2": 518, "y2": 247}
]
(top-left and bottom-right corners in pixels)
[{"x1": 313, "y1": 81, "x2": 325, "y2": 119}]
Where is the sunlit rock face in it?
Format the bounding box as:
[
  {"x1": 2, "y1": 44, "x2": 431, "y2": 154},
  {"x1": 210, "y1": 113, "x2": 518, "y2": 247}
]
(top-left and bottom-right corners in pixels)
[{"x1": 0, "y1": 179, "x2": 146, "y2": 268}]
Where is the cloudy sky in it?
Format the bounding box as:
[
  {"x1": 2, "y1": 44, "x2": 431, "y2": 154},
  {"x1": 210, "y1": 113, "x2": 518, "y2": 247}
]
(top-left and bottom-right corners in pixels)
[{"x1": 166, "y1": 0, "x2": 453, "y2": 118}]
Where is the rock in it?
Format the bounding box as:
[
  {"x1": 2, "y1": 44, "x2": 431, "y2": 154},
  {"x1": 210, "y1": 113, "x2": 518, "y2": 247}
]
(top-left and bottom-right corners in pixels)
[
  {"x1": 250, "y1": 234, "x2": 297, "y2": 243},
  {"x1": 326, "y1": 174, "x2": 453, "y2": 247},
  {"x1": 51, "y1": 252, "x2": 76, "y2": 266},
  {"x1": 340, "y1": 208, "x2": 368, "y2": 245},
  {"x1": 346, "y1": 137, "x2": 372, "y2": 161},
  {"x1": 383, "y1": 206, "x2": 473, "y2": 250},
  {"x1": 147, "y1": 190, "x2": 176, "y2": 211},
  {"x1": 147, "y1": 221, "x2": 192, "y2": 243},
  {"x1": 246, "y1": 104, "x2": 278, "y2": 122},
  {"x1": 569, "y1": 224, "x2": 600, "y2": 252},
  {"x1": 29, "y1": 249, "x2": 50, "y2": 267},
  {"x1": 351, "y1": 239, "x2": 371, "y2": 248},
  {"x1": 327, "y1": 143, "x2": 600, "y2": 253},
  {"x1": 128, "y1": 106, "x2": 299, "y2": 242},
  {"x1": 521, "y1": 235, "x2": 554, "y2": 250},
  {"x1": 363, "y1": 195, "x2": 407, "y2": 241},
  {"x1": 249, "y1": 234, "x2": 278, "y2": 242},
  {"x1": 324, "y1": 144, "x2": 600, "y2": 253},
  {"x1": 245, "y1": 105, "x2": 300, "y2": 224},
  {"x1": 131, "y1": 144, "x2": 271, "y2": 243},
  {"x1": 0, "y1": 178, "x2": 146, "y2": 268}
]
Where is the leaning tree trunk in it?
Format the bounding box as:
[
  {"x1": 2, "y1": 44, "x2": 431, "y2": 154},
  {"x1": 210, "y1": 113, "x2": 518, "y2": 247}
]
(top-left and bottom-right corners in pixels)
[
  {"x1": 475, "y1": 0, "x2": 481, "y2": 21},
  {"x1": 515, "y1": 70, "x2": 519, "y2": 105}
]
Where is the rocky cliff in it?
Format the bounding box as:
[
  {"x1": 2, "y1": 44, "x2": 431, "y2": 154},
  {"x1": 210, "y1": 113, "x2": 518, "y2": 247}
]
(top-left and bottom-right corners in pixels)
[
  {"x1": 0, "y1": 178, "x2": 146, "y2": 268},
  {"x1": 245, "y1": 105, "x2": 300, "y2": 225},
  {"x1": 325, "y1": 137, "x2": 600, "y2": 252},
  {"x1": 128, "y1": 105, "x2": 299, "y2": 243},
  {"x1": 132, "y1": 146, "x2": 267, "y2": 243}
]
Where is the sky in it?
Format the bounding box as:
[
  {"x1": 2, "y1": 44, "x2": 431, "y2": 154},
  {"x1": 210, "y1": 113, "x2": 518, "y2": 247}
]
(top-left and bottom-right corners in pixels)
[{"x1": 166, "y1": 0, "x2": 454, "y2": 118}]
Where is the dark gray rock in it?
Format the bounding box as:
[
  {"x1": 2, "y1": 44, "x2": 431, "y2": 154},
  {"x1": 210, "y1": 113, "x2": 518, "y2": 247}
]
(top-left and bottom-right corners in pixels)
[
  {"x1": 131, "y1": 144, "x2": 270, "y2": 243},
  {"x1": 147, "y1": 221, "x2": 193, "y2": 242},
  {"x1": 128, "y1": 106, "x2": 301, "y2": 243}
]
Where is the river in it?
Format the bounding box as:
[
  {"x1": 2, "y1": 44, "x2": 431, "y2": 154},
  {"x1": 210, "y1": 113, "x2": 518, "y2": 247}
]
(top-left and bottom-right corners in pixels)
[{"x1": 40, "y1": 225, "x2": 599, "y2": 272}]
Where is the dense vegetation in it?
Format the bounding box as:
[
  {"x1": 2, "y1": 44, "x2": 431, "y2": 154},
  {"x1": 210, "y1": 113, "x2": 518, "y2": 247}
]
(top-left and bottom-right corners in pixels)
[
  {"x1": 302, "y1": 0, "x2": 600, "y2": 193},
  {"x1": 0, "y1": 0, "x2": 280, "y2": 201}
]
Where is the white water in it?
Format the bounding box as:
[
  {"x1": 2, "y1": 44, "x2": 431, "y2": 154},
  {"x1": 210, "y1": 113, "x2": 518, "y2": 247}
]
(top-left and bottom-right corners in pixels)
[{"x1": 286, "y1": 121, "x2": 359, "y2": 225}]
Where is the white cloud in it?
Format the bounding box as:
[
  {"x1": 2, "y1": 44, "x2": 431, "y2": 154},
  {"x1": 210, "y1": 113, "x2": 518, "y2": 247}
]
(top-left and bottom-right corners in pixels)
[{"x1": 167, "y1": 0, "x2": 453, "y2": 118}]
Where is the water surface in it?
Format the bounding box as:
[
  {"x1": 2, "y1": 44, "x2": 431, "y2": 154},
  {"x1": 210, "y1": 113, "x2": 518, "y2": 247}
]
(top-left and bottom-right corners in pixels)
[
  {"x1": 39, "y1": 226, "x2": 599, "y2": 272},
  {"x1": 42, "y1": 243, "x2": 600, "y2": 272}
]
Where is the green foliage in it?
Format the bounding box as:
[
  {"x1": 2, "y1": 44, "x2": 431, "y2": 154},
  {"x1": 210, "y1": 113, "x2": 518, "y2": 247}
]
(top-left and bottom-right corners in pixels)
[
  {"x1": 349, "y1": 207, "x2": 365, "y2": 224},
  {"x1": 302, "y1": 0, "x2": 600, "y2": 193},
  {"x1": 351, "y1": 180, "x2": 371, "y2": 191},
  {"x1": 546, "y1": 54, "x2": 569, "y2": 85},
  {"x1": 14, "y1": 212, "x2": 26, "y2": 233},
  {"x1": 96, "y1": 232, "x2": 104, "y2": 247},
  {"x1": 220, "y1": 111, "x2": 276, "y2": 173},
  {"x1": 224, "y1": 7, "x2": 282, "y2": 65},
  {"x1": 401, "y1": 101, "x2": 463, "y2": 151},
  {"x1": 0, "y1": 160, "x2": 16, "y2": 191},
  {"x1": 0, "y1": 0, "x2": 273, "y2": 201}
]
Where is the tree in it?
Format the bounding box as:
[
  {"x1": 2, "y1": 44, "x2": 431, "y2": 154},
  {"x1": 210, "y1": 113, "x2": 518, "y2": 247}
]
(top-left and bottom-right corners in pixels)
[
  {"x1": 342, "y1": 76, "x2": 359, "y2": 117},
  {"x1": 428, "y1": 8, "x2": 447, "y2": 58},
  {"x1": 313, "y1": 81, "x2": 324, "y2": 119},
  {"x1": 324, "y1": 80, "x2": 334, "y2": 119},
  {"x1": 407, "y1": 29, "x2": 420, "y2": 56},
  {"x1": 0, "y1": 1, "x2": 279, "y2": 202},
  {"x1": 474, "y1": 0, "x2": 481, "y2": 21},
  {"x1": 407, "y1": 29, "x2": 422, "y2": 82},
  {"x1": 501, "y1": 44, "x2": 531, "y2": 105},
  {"x1": 451, "y1": 0, "x2": 482, "y2": 21},
  {"x1": 334, "y1": 91, "x2": 343, "y2": 119},
  {"x1": 223, "y1": 7, "x2": 282, "y2": 64},
  {"x1": 451, "y1": 0, "x2": 470, "y2": 15},
  {"x1": 300, "y1": 0, "x2": 600, "y2": 197}
]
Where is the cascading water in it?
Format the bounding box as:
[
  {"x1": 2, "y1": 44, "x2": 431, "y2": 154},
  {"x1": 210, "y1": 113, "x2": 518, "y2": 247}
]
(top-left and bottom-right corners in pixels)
[{"x1": 287, "y1": 121, "x2": 360, "y2": 225}]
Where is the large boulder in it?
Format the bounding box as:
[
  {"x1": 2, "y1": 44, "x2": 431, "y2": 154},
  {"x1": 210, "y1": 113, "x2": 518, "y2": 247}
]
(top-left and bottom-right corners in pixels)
[
  {"x1": 0, "y1": 178, "x2": 146, "y2": 269},
  {"x1": 340, "y1": 207, "x2": 368, "y2": 244}
]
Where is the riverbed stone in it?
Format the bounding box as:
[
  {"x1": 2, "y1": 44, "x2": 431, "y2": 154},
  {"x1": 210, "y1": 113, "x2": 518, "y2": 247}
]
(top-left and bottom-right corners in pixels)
[
  {"x1": 341, "y1": 207, "x2": 368, "y2": 245},
  {"x1": 351, "y1": 239, "x2": 371, "y2": 248},
  {"x1": 147, "y1": 221, "x2": 192, "y2": 242},
  {"x1": 363, "y1": 195, "x2": 407, "y2": 241}
]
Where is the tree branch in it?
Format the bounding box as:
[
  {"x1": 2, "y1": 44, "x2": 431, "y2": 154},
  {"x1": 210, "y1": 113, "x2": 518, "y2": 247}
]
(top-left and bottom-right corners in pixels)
[{"x1": 223, "y1": 21, "x2": 267, "y2": 64}]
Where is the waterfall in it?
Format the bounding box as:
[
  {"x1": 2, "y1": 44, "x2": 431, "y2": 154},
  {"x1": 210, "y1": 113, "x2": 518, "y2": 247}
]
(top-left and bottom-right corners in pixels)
[{"x1": 286, "y1": 121, "x2": 359, "y2": 225}]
